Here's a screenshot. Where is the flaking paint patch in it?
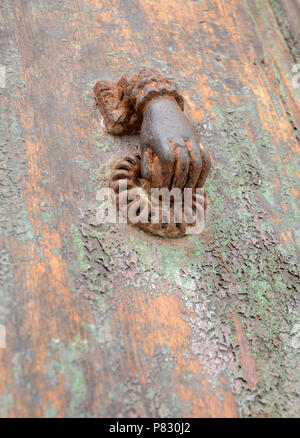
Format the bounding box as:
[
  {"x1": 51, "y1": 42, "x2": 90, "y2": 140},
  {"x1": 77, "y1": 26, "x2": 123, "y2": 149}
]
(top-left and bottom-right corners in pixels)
[
  {"x1": 71, "y1": 97, "x2": 300, "y2": 417},
  {"x1": 232, "y1": 312, "x2": 258, "y2": 390}
]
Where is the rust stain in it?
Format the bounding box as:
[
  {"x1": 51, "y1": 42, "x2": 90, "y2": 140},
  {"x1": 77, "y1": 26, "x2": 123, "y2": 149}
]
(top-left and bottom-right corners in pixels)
[{"x1": 232, "y1": 312, "x2": 258, "y2": 390}]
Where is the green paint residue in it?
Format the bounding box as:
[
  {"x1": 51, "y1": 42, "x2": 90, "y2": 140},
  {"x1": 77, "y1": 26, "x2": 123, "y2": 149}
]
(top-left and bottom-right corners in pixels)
[{"x1": 46, "y1": 337, "x2": 89, "y2": 417}]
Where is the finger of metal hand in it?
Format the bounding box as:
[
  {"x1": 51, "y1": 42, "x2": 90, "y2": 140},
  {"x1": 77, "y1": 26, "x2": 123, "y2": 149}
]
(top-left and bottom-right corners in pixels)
[
  {"x1": 184, "y1": 139, "x2": 202, "y2": 189},
  {"x1": 170, "y1": 146, "x2": 190, "y2": 190},
  {"x1": 196, "y1": 143, "x2": 211, "y2": 188},
  {"x1": 155, "y1": 138, "x2": 174, "y2": 168},
  {"x1": 141, "y1": 133, "x2": 175, "y2": 188},
  {"x1": 141, "y1": 145, "x2": 150, "y2": 179},
  {"x1": 151, "y1": 139, "x2": 175, "y2": 189}
]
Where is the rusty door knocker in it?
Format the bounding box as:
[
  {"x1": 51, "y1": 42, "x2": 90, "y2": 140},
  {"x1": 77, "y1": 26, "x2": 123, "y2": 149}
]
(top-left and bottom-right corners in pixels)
[{"x1": 94, "y1": 69, "x2": 211, "y2": 238}]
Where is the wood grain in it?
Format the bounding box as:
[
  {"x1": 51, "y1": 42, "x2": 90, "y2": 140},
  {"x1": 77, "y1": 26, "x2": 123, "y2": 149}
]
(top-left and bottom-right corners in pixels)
[{"x1": 276, "y1": 0, "x2": 300, "y2": 56}]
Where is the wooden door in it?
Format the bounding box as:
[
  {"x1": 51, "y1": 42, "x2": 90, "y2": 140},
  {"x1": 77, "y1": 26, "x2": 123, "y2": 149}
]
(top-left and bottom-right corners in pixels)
[{"x1": 0, "y1": 0, "x2": 299, "y2": 417}]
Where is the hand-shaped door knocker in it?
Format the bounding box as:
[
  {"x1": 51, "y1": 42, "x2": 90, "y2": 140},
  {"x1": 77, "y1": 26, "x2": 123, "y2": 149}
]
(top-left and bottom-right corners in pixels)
[{"x1": 94, "y1": 69, "x2": 211, "y2": 238}]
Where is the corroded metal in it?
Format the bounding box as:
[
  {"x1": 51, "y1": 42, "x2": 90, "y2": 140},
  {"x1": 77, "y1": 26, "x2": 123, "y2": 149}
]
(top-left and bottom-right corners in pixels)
[
  {"x1": 109, "y1": 153, "x2": 207, "y2": 237},
  {"x1": 94, "y1": 69, "x2": 183, "y2": 135},
  {"x1": 95, "y1": 69, "x2": 211, "y2": 237}
]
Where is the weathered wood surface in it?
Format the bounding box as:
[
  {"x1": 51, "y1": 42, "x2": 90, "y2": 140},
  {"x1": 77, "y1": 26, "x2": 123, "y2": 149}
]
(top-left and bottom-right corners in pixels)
[
  {"x1": 276, "y1": 0, "x2": 300, "y2": 58},
  {"x1": 0, "y1": 0, "x2": 299, "y2": 417}
]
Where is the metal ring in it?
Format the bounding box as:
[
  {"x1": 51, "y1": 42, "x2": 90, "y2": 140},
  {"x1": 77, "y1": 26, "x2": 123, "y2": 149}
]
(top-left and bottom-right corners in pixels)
[{"x1": 109, "y1": 154, "x2": 206, "y2": 238}]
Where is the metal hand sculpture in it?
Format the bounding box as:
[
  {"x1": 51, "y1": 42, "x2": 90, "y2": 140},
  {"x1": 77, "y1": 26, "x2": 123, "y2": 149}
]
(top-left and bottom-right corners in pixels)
[
  {"x1": 140, "y1": 94, "x2": 211, "y2": 191},
  {"x1": 94, "y1": 69, "x2": 211, "y2": 237}
]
